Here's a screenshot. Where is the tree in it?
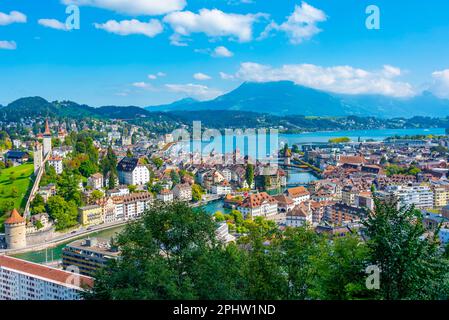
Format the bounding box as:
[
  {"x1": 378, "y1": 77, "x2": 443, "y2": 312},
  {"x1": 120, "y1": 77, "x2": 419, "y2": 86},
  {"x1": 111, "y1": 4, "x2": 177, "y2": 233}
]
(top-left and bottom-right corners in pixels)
[
  {"x1": 151, "y1": 157, "x2": 163, "y2": 169},
  {"x1": 57, "y1": 170, "x2": 83, "y2": 206},
  {"x1": 246, "y1": 164, "x2": 254, "y2": 188},
  {"x1": 30, "y1": 194, "x2": 46, "y2": 215},
  {"x1": 191, "y1": 184, "x2": 204, "y2": 202},
  {"x1": 46, "y1": 196, "x2": 78, "y2": 231},
  {"x1": 89, "y1": 190, "x2": 104, "y2": 204},
  {"x1": 126, "y1": 149, "x2": 133, "y2": 158},
  {"x1": 291, "y1": 144, "x2": 300, "y2": 154},
  {"x1": 170, "y1": 170, "x2": 180, "y2": 185},
  {"x1": 363, "y1": 199, "x2": 449, "y2": 300},
  {"x1": 84, "y1": 202, "x2": 247, "y2": 300}
]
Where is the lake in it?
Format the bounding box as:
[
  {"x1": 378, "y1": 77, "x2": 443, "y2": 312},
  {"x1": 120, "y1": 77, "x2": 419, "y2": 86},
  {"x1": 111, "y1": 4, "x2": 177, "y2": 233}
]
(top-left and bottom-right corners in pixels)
[{"x1": 172, "y1": 128, "x2": 446, "y2": 157}]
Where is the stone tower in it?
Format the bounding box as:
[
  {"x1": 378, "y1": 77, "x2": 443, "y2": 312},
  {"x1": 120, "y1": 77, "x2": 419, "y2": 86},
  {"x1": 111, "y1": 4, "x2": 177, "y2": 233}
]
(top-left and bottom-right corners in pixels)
[
  {"x1": 43, "y1": 119, "x2": 52, "y2": 157},
  {"x1": 33, "y1": 141, "x2": 43, "y2": 175},
  {"x1": 5, "y1": 209, "x2": 26, "y2": 250}
]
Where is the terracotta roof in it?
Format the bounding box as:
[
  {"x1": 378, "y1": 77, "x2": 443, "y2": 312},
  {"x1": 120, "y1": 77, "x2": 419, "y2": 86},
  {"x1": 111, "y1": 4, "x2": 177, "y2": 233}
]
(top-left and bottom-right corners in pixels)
[
  {"x1": 338, "y1": 155, "x2": 365, "y2": 165},
  {"x1": 286, "y1": 186, "x2": 310, "y2": 198},
  {"x1": 273, "y1": 195, "x2": 294, "y2": 205},
  {"x1": 5, "y1": 209, "x2": 25, "y2": 225},
  {"x1": 0, "y1": 255, "x2": 93, "y2": 289},
  {"x1": 240, "y1": 192, "x2": 277, "y2": 208}
]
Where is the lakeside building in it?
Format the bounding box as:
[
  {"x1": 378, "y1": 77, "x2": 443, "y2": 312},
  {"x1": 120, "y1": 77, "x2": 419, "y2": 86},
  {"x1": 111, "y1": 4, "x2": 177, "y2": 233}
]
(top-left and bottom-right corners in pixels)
[
  {"x1": 238, "y1": 192, "x2": 278, "y2": 218},
  {"x1": 78, "y1": 205, "x2": 103, "y2": 227},
  {"x1": 62, "y1": 238, "x2": 120, "y2": 277},
  {"x1": 0, "y1": 255, "x2": 93, "y2": 300}
]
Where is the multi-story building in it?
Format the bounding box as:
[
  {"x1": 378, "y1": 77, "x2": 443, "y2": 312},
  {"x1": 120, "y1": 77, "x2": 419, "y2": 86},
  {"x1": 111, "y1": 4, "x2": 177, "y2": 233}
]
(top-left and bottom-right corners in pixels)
[
  {"x1": 121, "y1": 192, "x2": 153, "y2": 220},
  {"x1": 286, "y1": 202, "x2": 313, "y2": 227},
  {"x1": 211, "y1": 181, "x2": 232, "y2": 196},
  {"x1": 62, "y1": 238, "x2": 120, "y2": 277},
  {"x1": 432, "y1": 185, "x2": 449, "y2": 208},
  {"x1": 238, "y1": 192, "x2": 278, "y2": 218},
  {"x1": 88, "y1": 173, "x2": 104, "y2": 190},
  {"x1": 286, "y1": 186, "x2": 310, "y2": 206},
  {"x1": 157, "y1": 189, "x2": 174, "y2": 203},
  {"x1": 172, "y1": 183, "x2": 192, "y2": 202},
  {"x1": 385, "y1": 185, "x2": 434, "y2": 209},
  {"x1": 117, "y1": 157, "x2": 150, "y2": 186},
  {"x1": 47, "y1": 156, "x2": 63, "y2": 175},
  {"x1": 78, "y1": 205, "x2": 103, "y2": 227},
  {"x1": 0, "y1": 255, "x2": 93, "y2": 300},
  {"x1": 324, "y1": 203, "x2": 365, "y2": 226},
  {"x1": 341, "y1": 185, "x2": 359, "y2": 207}
]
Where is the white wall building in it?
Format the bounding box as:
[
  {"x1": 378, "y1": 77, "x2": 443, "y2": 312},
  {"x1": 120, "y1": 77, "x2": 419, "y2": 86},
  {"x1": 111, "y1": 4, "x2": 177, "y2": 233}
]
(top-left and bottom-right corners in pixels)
[
  {"x1": 0, "y1": 255, "x2": 93, "y2": 300},
  {"x1": 47, "y1": 157, "x2": 63, "y2": 175},
  {"x1": 117, "y1": 157, "x2": 150, "y2": 186},
  {"x1": 386, "y1": 185, "x2": 434, "y2": 209},
  {"x1": 238, "y1": 192, "x2": 278, "y2": 218}
]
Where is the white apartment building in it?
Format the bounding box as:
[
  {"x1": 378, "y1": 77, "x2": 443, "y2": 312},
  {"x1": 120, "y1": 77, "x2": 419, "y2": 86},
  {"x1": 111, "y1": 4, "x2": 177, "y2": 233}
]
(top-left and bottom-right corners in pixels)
[
  {"x1": 172, "y1": 184, "x2": 192, "y2": 202},
  {"x1": 286, "y1": 187, "x2": 310, "y2": 206},
  {"x1": 0, "y1": 255, "x2": 93, "y2": 300},
  {"x1": 157, "y1": 189, "x2": 174, "y2": 203},
  {"x1": 47, "y1": 156, "x2": 63, "y2": 175},
  {"x1": 238, "y1": 192, "x2": 278, "y2": 218},
  {"x1": 117, "y1": 157, "x2": 150, "y2": 186},
  {"x1": 211, "y1": 182, "x2": 232, "y2": 196},
  {"x1": 386, "y1": 185, "x2": 434, "y2": 209}
]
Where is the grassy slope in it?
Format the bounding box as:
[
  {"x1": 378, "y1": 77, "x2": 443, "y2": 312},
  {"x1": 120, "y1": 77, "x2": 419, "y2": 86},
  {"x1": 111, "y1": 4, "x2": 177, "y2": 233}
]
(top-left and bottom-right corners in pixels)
[{"x1": 0, "y1": 163, "x2": 34, "y2": 230}]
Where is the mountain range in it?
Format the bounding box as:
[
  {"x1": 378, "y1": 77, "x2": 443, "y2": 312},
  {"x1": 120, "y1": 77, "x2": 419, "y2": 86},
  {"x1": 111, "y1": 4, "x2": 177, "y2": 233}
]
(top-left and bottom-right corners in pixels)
[
  {"x1": 2, "y1": 81, "x2": 449, "y2": 122},
  {"x1": 145, "y1": 81, "x2": 449, "y2": 118}
]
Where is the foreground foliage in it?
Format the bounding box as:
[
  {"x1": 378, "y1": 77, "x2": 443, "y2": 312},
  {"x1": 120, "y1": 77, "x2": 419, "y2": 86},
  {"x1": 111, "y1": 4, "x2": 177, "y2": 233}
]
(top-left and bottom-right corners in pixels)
[{"x1": 84, "y1": 201, "x2": 449, "y2": 300}]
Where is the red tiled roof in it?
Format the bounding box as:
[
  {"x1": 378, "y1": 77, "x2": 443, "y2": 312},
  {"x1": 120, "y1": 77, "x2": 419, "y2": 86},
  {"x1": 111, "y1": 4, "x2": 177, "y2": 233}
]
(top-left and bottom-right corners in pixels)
[
  {"x1": 5, "y1": 209, "x2": 25, "y2": 225},
  {"x1": 240, "y1": 192, "x2": 277, "y2": 208},
  {"x1": 0, "y1": 255, "x2": 93, "y2": 289},
  {"x1": 287, "y1": 186, "x2": 310, "y2": 198}
]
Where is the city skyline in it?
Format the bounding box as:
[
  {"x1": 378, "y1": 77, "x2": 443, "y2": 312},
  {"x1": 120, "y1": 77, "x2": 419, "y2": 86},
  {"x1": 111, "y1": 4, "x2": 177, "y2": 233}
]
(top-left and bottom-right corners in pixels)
[{"x1": 1, "y1": 0, "x2": 449, "y2": 106}]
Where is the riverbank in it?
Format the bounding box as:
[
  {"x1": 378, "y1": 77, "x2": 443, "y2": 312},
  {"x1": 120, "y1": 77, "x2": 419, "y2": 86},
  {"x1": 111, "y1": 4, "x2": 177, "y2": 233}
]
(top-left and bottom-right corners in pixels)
[{"x1": 2, "y1": 220, "x2": 128, "y2": 256}]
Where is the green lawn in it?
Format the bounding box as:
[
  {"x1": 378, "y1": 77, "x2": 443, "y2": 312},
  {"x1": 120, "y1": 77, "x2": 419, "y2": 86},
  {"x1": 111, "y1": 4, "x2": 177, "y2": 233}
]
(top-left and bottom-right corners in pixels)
[{"x1": 0, "y1": 163, "x2": 34, "y2": 231}]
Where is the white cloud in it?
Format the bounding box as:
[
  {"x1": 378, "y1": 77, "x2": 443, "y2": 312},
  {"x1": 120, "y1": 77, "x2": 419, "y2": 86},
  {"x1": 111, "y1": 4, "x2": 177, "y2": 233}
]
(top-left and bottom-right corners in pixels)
[
  {"x1": 260, "y1": 2, "x2": 327, "y2": 44},
  {"x1": 94, "y1": 19, "x2": 163, "y2": 38},
  {"x1": 430, "y1": 70, "x2": 449, "y2": 99},
  {"x1": 0, "y1": 41, "x2": 17, "y2": 50},
  {"x1": 165, "y1": 83, "x2": 223, "y2": 100},
  {"x1": 148, "y1": 72, "x2": 166, "y2": 80},
  {"x1": 62, "y1": 0, "x2": 186, "y2": 16},
  {"x1": 234, "y1": 62, "x2": 415, "y2": 97},
  {"x1": 213, "y1": 46, "x2": 234, "y2": 57},
  {"x1": 132, "y1": 82, "x2": 150, "y2": 88},
  {"x1": 0, "y1": 11, "x2": 27, "y2": 26},
  {"x1": 164, "y1": 9, "x2": 267, "y2": 44},
  {"x1": 38, "y1": 19, "x2": 69, "y2": 31},
  {"x1": 220, "y1": 72, "x2": 235, "y2": 80},
  {"x1": 193, "y1": 73, "x2": 212, "y2": 80}
]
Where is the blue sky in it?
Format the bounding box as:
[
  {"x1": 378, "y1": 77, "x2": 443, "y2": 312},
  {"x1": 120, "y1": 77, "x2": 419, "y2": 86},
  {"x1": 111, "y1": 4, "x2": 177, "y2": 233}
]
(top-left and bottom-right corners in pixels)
[{"x1": 1, "y1": 0, "x2": 449, "y2": 107}]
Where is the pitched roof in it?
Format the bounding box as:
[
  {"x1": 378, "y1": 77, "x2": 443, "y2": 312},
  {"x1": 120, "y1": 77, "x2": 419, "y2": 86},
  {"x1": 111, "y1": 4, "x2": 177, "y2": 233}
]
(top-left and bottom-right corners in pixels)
[
  {"x1": 117, "y1": 157, "x2": 139, "y2": 172},
  {"x1": 286, "y1": 186, "x2": 310, "y2": 198},
  {"x1": 5, "y1": 209, "x2": 25, "y2": 225},
  {"x1": 0, "y1": 255, "x2": 93, "y2": 289},
  {"x1": 272, "y1": 195, "x2": 294, "y2": 205},
  {"x1": 240, "y1": 192, "x2": 277, "y2": 208}
]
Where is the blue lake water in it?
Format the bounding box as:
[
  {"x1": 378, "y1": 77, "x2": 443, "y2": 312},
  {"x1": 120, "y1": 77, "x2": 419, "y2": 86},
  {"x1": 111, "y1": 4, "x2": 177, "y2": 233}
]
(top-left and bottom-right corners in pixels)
[
  {"x1": 173, "y1": 128, "x2": 446, "y2": 157},
  {"x1": 280, "y1": 128, "x2": 445, "y2": 144}
]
